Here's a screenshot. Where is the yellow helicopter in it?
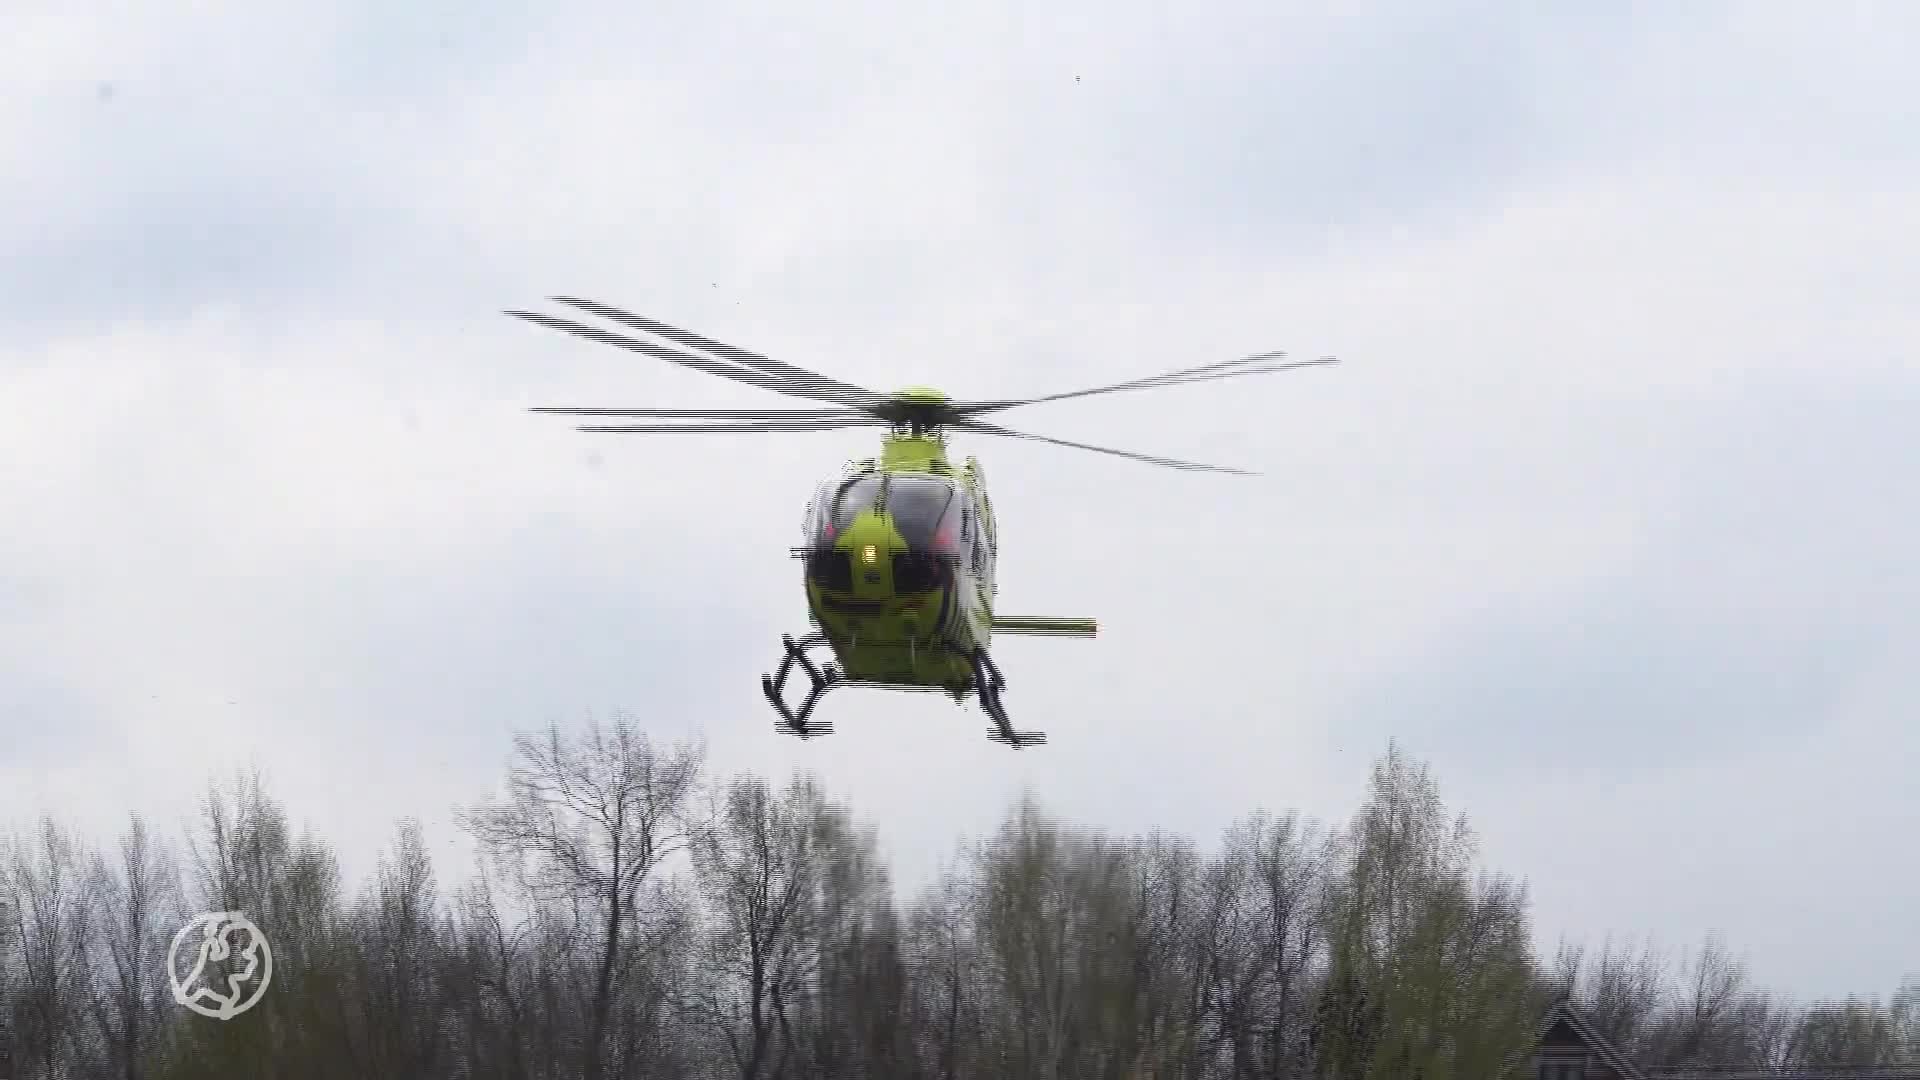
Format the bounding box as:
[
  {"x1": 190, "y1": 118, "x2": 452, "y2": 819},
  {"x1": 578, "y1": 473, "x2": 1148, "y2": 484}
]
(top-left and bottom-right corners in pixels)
[{"x1": 509, "y1": 297, "x2": 1335, "y2": 748}]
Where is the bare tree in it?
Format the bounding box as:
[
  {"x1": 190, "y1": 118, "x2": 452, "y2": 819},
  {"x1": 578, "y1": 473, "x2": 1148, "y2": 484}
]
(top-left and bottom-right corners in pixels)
[
  {"x1": 355, "y1": 820, "x2": 448, "y2": 1079},
  {"x1": 1553, "y1": 935, "x2": 1670, "y2": 1057},
  {"x1": 1790, "y1": 996, "x2": 1905, "y2": 1067},
  {"x1": 797, "y1": 809, "x2": 907, "y2": 1079},
  {"x1": 1190, "y1": 826, "x2": 1261, "y2": 1076},
  {"x1": 1189, "y1": 811, "x2": 1332, "y2": 1080},
  {"x1": 1245, "y1": 812, "x2": 1332, "y2": 1080},
  {"x1": 88, "y1": 814, "x2": 182, "y2": 1080},
  {"x1": 1119, "y1": 831, "x2": 1204, "y2": 1080},
  {"x1": 446, "y1": 868, "x2": 533, "y2": 1080},
  {"x1": 967, "y1": 798, "x2": 1091, "y2": 1079},
  {"x1": 685, "y1": 773, "x2": 855, "y2": 1079},
  {"x1": 4, "y1": 818, "x2": 98, "y2": 1080},
  {"x1": 458, "y1": 716, "x2": 703, "y2": 1080},
  {"x1": 1894, "y1": 977, "x2": 1920, "y2": 1060},
  {"x1": 902, "y1": 875, "x2": 980, "y2": 1080},
  {"x1": 15, "y1": 727, "x2": 1916, "y2": 1080},
  {"x1": 164, "y1": 769, "x2": 358, "y2": 1080},
  {"x1": 961, "y1": 799, "x2": 1196, "y2": 1080},
  {"x1": 1647, "y1": 936, "x2": 1754, "y2": 1068},
  {"x1": 186, "y1": 769, "x2": 282, "y2": 921}
]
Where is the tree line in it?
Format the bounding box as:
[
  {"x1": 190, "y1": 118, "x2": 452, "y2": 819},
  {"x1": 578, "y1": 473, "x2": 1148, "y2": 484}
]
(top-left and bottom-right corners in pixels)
[{"x1": 2, "y1": 719, "x2": 1915, "y2": 1079}]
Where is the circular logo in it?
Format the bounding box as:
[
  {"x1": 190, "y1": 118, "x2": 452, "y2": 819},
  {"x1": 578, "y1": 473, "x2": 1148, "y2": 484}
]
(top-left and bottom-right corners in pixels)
[{"x1": 166, "y1": 911, "x2": 273, "y2": 1020}]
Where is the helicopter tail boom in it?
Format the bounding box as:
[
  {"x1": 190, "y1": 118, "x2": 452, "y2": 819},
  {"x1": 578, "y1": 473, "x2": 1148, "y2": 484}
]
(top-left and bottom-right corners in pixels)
[{"x1": 990, "y1": 616, "x2": 1098, "y2": 638}]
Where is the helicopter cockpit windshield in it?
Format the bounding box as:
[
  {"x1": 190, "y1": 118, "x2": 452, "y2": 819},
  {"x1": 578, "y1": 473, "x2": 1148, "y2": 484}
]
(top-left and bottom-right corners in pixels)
[
  {"x1": 808, "y1": 474, "x2": 960, "y2": 555},
  {"x1": 812, "y1": 475, "x2": 883, "y2": 548},
  {"x1": 880, "y1": 475, "x2": 960, "y2": 554}
]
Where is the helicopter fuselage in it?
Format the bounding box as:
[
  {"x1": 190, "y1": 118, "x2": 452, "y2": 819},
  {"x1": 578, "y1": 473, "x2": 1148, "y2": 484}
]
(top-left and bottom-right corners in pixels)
[
  {"x1": 514, "y1": 297, "x2": 1294, "y2": 746},
  {"x1": 797, "y1": 432, "x2": 998, "y2": 694}
]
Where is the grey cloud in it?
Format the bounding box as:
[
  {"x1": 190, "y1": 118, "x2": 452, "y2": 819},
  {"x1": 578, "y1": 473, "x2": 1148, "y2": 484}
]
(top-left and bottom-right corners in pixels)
[
  {"x1": 0, "y1": 660, "x2": 104, "y2": 761},
  {"x1": 1340, "y1": 381, "x2": 1918, "y2": 774},
  {"x1": 0, "y1": 4, "x2": 565, "y2": 339},
  {"x1": 1022, "y1": 9, "x2": 1655, "y2": 244},
  {"x1": 0, "y1": 6, "x2": 1695, "y2": 340}
]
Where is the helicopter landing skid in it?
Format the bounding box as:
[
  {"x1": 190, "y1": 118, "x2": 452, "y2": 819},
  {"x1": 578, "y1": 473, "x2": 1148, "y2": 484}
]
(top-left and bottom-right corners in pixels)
[
  {"x1": 760, "y1": 634, "x2": 1043, "y2": 748},
  {"x1": 762, "y1": 633, "x2": 839, "y2": 739},
  {"x1": 972, "y1": 648, "x2": 1046, "y2": 749}
]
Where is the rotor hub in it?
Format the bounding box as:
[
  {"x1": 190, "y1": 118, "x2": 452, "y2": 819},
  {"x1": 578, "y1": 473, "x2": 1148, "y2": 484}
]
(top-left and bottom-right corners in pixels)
[{"x1": 885, "y1": 387, "x2": 953, "y2": 434}]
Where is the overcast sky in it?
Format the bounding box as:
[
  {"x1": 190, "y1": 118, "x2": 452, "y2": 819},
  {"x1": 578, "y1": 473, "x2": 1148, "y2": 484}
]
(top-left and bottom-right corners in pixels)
[{"x1": 3, "y1": 2, "x2": 1916, "y2": 1004}]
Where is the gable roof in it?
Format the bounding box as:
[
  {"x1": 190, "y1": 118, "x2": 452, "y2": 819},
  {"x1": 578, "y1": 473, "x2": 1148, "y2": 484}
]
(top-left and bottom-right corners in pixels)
[
  {"x1": 1537, "y1": 998, "x2": 1650, "y2": 1080},
  {"x1": 1534, "y1": 1002, "x2": 1920, "y2": 1080}
]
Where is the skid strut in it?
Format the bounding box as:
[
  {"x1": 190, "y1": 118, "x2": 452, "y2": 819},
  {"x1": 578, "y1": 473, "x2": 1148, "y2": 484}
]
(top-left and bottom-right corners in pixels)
[
  {"x1": 973, "y1": 648, "x2": 1046, "y2": 748},
  {"x1": 762, "y1": 632, "x2": 839, "y2": 738}
]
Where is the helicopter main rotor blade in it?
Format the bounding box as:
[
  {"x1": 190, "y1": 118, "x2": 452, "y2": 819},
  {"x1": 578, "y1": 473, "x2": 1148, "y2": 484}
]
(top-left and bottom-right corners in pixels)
[
  {"x1": 952, "y1": 354, "x2": 1280, "y2": 416},
  {"x1": 531, "y1": 406, "x2": 869, "y2": 420},
  {"x1": 956, "y1": 419, "x2": 1259, "y2": 476},
  {"x1": 953, "y1": 354, "x2": 1338, "y2": 418},
  {"x1": 574, "y1": 417, "x2": 888, "y2": 434},
  {"x1": 552, "y1": 297, "x2": 886, "y2": 408},
  {"x1": 506, "y1": 308, "x2": 886, "y2": 410}
]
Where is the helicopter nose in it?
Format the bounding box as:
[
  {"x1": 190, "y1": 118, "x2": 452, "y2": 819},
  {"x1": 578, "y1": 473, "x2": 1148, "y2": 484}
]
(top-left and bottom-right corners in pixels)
[{"x1": 842, "y1": 519, "x2": 898, "y2": 598}]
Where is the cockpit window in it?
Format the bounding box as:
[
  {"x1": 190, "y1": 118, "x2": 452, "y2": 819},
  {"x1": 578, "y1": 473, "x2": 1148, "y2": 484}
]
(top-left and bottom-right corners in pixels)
[
  {"x1": 881, "y1": 476, "x2": 960, "y2": 552},
  {"x1": 824, "y1": 476, "x2": 886, "y2": 536},
  {"x1": 812, "y1": 474, "x2": 960, "y2": 553}
]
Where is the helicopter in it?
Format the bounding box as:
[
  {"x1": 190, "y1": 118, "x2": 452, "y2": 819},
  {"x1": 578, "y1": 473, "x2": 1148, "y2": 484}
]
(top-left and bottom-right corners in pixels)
[{"x1": 509, "y1": 296, "x2": 1336, "y2": 749}]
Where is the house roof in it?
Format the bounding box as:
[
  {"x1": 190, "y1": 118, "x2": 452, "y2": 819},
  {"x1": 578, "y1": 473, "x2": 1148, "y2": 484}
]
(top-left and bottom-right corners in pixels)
[
  {"x1": 1534, "y1": 1000, "x2": 1920, "y2": 1080},
  {"x1": 1538, "y1": 998, "x2": 1650, "y2": 1080}
]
